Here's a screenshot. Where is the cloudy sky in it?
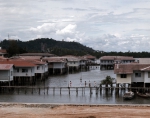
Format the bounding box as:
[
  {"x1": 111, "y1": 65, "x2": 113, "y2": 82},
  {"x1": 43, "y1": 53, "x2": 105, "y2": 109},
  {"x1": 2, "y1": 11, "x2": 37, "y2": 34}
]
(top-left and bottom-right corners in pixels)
[{"x1": 0, "y1": 0, "x2": 150, "y2": 52}]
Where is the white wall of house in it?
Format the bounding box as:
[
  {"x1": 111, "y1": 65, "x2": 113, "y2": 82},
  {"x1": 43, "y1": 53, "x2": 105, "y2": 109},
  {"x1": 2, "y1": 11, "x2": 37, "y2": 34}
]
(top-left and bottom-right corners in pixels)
[
  {"x1": 143, "y1": 71, "x2": 150, "y2": 83},
  {"x1": 67, "y1": 61, "x2": 80, "y2": 67},
  {"x1": 45, "y1": 64, "x2": 48, "y2": 72},
  {"x1": 100, "y1": 60, "x2": 114, "y2": 65},
  {"x1": 80, "y1": 60, "x2": 86, "y2": 65},
  {"x1": 116, "y1": 74, "x2": 132, "y2": 84},
  {"x1": 0, "y1": 67, "x2": 13, "y2": 81},
  {"x1": 53, "y1": 62, "x2": 66, "y2": 68},
  {"x1": 10, "y1": 67, "x2": 13, "y2": 81},
  {"x1": 35, "y1": 64, "x2": 48, "y2": 73},
  {"x1": 13, "y1": 67, "x2": 35, "y2": 77},
  {"x1": 132, "y1": 71, "x2": 144, "y2": 82}
]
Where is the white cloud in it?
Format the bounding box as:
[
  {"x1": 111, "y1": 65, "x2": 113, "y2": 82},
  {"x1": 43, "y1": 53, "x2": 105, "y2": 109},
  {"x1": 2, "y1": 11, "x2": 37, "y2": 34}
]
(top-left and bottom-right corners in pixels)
[
  {"x1": 1, "y1": 0, "x2": 150, "y2": 52},
  {"x1": 30, "y1": 23, "x2": 57, "y2": 34},
  {"x1": 56, "y1": 24, "x2": 77, "y2": 36}
]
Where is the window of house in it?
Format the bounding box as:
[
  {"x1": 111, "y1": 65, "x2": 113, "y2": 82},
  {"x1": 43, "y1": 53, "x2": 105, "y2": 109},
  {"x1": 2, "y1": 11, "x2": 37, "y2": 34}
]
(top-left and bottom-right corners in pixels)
[
  {"x1": 37, "y1": 66, "x2": 40, "y2": 70},
  {"x1": 16, "y1": 68, "x2": 19, "y2": 72},
  {"x1": 148, "y1": 72, "x2": 150, "y2": 78},
  {"x1": 135, "y1": 73, "x2": 141, "y2": 77},
  {"x1": 22, "y1": 69, "x2": 28, "y2": 73},
  {"x1": 120, "y1": 74, "x2": 127, "y2": 78},
  {"x1": 74, "y1": 62, "x2": 75, "y2": 64}
]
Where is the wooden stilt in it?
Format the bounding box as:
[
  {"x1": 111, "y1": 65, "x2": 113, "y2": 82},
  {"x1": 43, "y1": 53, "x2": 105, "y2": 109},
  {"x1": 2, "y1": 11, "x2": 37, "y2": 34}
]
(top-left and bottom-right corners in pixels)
[
  {"x1": 76, "y1": 88, "x2": 78, "y2": 95},
  {"x1": 60, "y1": 87, "x2": 61, "y2": 95}
]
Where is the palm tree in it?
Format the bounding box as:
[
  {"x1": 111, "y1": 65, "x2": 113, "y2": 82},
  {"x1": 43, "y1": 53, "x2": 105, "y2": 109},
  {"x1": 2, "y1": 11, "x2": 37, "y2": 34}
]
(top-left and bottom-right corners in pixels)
[{"x1": 101, "y1": 76, "x2": 115, "y2": 88}]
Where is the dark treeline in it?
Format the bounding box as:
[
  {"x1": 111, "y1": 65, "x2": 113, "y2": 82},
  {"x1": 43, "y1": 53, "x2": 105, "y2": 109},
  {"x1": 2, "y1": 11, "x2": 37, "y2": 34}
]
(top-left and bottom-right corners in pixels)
[{"x1": 0, "y1": 38, "x2": 150, "y2": 58}]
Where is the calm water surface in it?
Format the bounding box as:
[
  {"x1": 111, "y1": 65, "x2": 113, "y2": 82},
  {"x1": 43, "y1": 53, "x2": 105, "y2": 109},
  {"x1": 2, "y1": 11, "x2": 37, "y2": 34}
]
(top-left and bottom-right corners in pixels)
[{"x1": 0, "y1": 67, "x2": 150, "y2": 104}]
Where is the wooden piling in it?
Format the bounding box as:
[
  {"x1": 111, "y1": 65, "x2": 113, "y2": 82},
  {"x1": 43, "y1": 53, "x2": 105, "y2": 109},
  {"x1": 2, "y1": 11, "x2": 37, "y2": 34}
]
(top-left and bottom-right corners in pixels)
[
  {"x1": 25, "y1": 88, "x2": 27, "y2": 94},
  {"x1": 53, "y1": 87, "x2": 55, "y2": 95},
  {"x1": 60, "y1": 87, "x2": 61, "y2": 95},
  {"x1": 68, "y1": 87, "x2": 70, "y2": 95},
  {"x1": 17, "y1": 88, "x2": 19, "y2": 94},
  {"x1": 90, "y1": 87, "x2": 92, "y2": 95},
  {"x1": 38, "y1": 88, "x2": 40, "y2": 95},
  {"x1": 96, "y1": 87, "x2": 98, "y2": 95},
  {"x1": 31, "y1": 87, "x2": 33, "y2": 94},
  {"x1": 76, "y1": 88, "x2": 78, "y2": 95},
  {"x1": 47, "y1": 87, "x2": 48, "y2": 95}
]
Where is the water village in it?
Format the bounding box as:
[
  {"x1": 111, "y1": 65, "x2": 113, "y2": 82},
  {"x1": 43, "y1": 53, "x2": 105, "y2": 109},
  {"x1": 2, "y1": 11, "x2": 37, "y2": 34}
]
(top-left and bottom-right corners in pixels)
[{"x1": 1, "y1": 48, "x2": 150, "y2": 98}]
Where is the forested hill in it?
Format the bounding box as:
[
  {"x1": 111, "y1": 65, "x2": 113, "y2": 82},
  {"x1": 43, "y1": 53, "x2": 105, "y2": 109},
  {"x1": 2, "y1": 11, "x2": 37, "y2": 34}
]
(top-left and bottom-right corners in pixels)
[
  {"x1": 0, "y1": 38, "x2": 96, "y2": 56},
  {"x1": 1, "y1": 38, "x2": 150, "y2": 58}
]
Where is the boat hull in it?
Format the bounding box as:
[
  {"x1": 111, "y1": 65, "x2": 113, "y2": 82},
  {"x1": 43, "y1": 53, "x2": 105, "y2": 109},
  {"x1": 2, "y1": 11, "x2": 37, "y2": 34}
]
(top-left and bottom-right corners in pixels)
[{"x1": 137, "y1": 92, "x2": 150, "y2": 98}]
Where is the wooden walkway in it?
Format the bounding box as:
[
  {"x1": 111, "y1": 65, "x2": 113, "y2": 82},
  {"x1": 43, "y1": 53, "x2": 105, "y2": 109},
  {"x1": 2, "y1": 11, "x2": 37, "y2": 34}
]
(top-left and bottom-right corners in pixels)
[{"x1": 0, "y1": 86, "x2": 150, "y2": 95}]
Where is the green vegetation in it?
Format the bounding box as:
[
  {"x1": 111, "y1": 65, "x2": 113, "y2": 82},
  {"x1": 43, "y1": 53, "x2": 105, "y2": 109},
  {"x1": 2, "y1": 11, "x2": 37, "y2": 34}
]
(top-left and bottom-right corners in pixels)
[
  {"x1": 0, "y1": 38, "x2": 150, "y2": 58},
  {"x1": 101, "y1": 76, "x2": 115, "y2": 87}
]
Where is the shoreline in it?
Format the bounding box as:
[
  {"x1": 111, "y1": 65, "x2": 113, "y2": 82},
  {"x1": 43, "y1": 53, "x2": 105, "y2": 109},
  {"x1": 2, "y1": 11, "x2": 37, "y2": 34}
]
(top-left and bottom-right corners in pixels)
[
  {"x1": 1, "y1": 103, "x2": 150, "y2": 118},
  {"x1": 1, "y1": 102, "x2": 150, "y2": 107}
]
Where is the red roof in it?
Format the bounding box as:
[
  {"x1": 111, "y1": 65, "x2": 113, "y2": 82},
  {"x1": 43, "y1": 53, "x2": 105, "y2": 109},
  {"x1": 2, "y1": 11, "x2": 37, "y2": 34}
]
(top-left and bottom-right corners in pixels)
[
  {"x1": 0, "y1": 64, "x2": 13, "y2": 70},
  {"x1": 0, "y1": 60, "x2": 36, "y2": 67},
  {"x1": 10, "y1": 58, "x2": 46, "y2": 65},
  {"x1": 83, "y1": 54, "x2": 96, "y2": 59}
]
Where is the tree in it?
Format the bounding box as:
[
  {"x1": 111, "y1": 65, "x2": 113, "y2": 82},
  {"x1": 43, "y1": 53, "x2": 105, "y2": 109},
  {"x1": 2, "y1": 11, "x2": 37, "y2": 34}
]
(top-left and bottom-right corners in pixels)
[
  {"x1": 7, "y1": 41, "x2": 19, "y2": 57},
  {"x1": 101, "y1": 76, "x2": 115, "y2": 88},
  {"x1": 6, "y1": 40, "x2": 27, "y2": 57}
]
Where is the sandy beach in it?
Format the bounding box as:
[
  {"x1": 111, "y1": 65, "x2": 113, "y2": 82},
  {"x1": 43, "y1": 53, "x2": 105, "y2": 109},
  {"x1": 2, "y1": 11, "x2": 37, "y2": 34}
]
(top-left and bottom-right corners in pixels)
[{"x1": 0, "y1": 103, "x2": 150, "y2": 118}]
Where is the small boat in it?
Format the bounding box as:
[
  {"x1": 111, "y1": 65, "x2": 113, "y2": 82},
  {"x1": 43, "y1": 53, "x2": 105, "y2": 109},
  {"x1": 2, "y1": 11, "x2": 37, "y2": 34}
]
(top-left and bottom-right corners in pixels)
[
  {"x1": 123, "y1": 91, "x2": 134, "y2": 100},
  {"x1": 136, "y1": 92, "x2": 150, "y2": 98}
]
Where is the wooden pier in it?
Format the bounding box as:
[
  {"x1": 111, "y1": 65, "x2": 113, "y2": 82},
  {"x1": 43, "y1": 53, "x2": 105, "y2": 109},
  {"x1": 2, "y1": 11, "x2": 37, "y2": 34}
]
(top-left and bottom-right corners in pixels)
[{"x1": 0, "y1": 86, "x2": 150, "y2": 95}]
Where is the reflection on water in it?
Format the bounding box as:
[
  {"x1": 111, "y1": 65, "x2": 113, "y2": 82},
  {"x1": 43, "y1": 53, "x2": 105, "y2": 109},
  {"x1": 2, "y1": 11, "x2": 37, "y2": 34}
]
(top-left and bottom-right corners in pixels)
[{"x1": 0, "y1": 68, "x2": 150, "y2": 104}]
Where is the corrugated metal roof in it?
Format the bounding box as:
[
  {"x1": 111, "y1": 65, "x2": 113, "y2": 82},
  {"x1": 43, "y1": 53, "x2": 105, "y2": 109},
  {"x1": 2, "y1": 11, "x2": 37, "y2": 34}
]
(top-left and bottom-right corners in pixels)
[
  {"x1": 19, "y1": 53, "x2": 55, "y2": 56},
  {"x1": 114, "y1": 63, "x2": 150, "y2": 74},
  {"x1": 138, "y1": 58, "x2": 150, "y2": 64},
  {"x1": 0, "y1": 64, "x2": 13, "y2": 70},
  {"x1": 100, "y1": 56, "x2": 135, "y2": 60},
  {"x1": 43, "y1": 57, "x2": 67, "y2": 63}
]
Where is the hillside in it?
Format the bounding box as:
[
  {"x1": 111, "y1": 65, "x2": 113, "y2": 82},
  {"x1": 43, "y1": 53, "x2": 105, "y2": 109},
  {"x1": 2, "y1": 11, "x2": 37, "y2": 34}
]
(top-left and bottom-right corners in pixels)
[
  {"x1": 0, "y1": 38, "x2": 96, "y2": 56},
  {"x1": 1, "y1": 38, "x2": 150, "y2": 58}
]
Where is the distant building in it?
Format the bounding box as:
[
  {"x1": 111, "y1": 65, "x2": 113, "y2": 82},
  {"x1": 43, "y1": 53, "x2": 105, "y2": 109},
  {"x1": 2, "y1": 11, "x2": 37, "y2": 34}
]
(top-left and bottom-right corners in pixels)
[
  {"x1": 100, "y1": 56, "x2": 135, "y2": 70},
  {"x1": 136, "y1": 58, "x2": 150, "y2": 64},
  {"x1": 43, "y1": 57, "x2": 67, "y2": 74},
  {"x1": 83, "y1": 54, "x2": 96, "y2": 63},
  {"x1": 0, "y1": 47, "x2": 8, "y2": 57}
]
